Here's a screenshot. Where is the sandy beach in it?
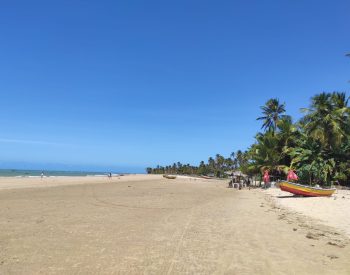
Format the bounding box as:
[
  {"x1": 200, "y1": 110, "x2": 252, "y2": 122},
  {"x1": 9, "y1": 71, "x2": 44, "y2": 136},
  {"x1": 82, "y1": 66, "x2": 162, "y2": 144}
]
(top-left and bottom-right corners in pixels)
[
  {"x1": 264, "y1": 188, "x2": 350, "y2": 237},
  {"x1": 1, "y1": 175, "x2": 350, "y2": 274}
]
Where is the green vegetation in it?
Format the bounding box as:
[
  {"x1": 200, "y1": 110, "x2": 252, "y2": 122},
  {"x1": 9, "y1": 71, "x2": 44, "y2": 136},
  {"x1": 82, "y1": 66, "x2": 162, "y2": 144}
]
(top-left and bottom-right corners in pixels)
[
  {"x1": 250, "y1": 92, "x2": 350, "y2": 186},
  {"x1": 147, "y1": 92, "x2": 349, "y2": 186},
  {"x1": 146, "y1": 152, "x2": 248, "y2": 178}
]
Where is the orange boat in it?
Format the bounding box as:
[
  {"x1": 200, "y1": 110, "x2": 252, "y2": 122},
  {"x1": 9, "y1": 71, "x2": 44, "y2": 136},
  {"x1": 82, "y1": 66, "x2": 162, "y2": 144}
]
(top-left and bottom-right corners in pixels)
[{"x1": 279, "y1": 181, "x2": 336, "y2": 197}]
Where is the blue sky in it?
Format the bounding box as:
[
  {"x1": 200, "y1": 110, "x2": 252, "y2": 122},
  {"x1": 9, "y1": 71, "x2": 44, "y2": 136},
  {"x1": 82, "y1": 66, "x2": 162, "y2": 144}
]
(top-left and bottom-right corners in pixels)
[{"x1": 0, "y1": 1, "x2": 349, "y2": 172}]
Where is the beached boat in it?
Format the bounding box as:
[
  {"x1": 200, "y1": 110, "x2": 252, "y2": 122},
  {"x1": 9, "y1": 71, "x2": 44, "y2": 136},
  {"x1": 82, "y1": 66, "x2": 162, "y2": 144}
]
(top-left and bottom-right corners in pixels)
[
  {"x1": 279, "y1": 181, "x2": 336, "y2": 197},
  {"x1": 200, "y1": 175, "x2": 214, "y2": 179},
  {"x1": 163, "y1": 175, "x2": 176, "y2": 179}
]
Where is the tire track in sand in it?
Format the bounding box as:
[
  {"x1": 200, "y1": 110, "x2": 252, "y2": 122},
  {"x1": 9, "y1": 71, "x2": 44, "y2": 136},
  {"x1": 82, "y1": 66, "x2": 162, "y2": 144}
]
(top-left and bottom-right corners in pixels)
[{"x1": 166, "y1": 208, "x2": 194, "y2": 275}]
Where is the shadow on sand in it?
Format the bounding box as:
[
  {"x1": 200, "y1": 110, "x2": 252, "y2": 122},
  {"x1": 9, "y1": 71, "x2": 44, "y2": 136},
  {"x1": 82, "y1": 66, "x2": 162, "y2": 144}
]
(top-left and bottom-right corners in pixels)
[{"x1": 277, "y1": 195, "x2": 309, "y2": 199}]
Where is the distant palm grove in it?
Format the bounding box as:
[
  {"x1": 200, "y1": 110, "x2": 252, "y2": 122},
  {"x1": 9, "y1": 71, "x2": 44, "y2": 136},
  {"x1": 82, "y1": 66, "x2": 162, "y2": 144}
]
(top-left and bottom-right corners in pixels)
[{"x1": 147, "y1": 92, "x2": 350, "y2": 186}]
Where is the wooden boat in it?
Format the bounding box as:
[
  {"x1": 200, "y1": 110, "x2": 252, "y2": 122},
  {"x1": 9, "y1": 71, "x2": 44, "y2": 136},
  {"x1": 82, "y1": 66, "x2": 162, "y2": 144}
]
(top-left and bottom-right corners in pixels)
[
  {"x1": 163, "y1": 175, "x2": 176, "y2": 179},
  {"x1": 200, "y1": 175, "x2": 214, "y2": 179},
  {"x1": 279, "y1": 181, "x2": 336, "y2": 197}
]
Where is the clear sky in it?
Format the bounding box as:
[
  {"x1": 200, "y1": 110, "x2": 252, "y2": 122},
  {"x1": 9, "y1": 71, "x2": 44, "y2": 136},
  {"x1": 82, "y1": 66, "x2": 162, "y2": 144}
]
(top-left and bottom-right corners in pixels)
[{"x1": 0, "y1": 1, "x2": 349, "y2": 173}]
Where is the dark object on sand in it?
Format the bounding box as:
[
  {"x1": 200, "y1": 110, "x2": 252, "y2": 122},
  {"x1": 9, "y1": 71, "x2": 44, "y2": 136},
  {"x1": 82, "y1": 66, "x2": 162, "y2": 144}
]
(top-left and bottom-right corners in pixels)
[{"x1": 163, "y1": 175, "x2": 177, "y2": 179}]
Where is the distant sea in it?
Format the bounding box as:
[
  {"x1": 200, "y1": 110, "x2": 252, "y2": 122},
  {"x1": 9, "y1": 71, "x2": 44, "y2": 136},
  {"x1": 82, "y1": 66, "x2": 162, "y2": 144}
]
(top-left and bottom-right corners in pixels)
[{"x1": 0, "y1": 169, "x2": 111, "y2": 177}]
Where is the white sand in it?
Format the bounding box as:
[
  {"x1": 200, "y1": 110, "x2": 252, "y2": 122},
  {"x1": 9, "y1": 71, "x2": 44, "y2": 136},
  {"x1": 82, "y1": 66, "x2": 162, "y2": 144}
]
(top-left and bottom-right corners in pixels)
[
  {"x1": 1, "y1": 176, "x2": 350, "y2": 274},
  {"x1": 264, "y1": 188, "x2": 350, "y2": 237},
  {"x1": 0, "y1": 174, "x2": 162, "y2": 190}
]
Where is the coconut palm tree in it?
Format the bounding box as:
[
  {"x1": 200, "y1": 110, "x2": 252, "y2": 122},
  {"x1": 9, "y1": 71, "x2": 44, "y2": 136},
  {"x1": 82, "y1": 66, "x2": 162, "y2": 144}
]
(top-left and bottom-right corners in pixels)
[
  {"x1": 214, "y1": 154, "x2": 225, "y2": 177},
  {"x1": 277, "y1": 116, "x2": 298, "y2": 147},
  {"x1": 249, "y1": 131, "x2": 287, "y2": 174},
  {"x1": 288, "y1": 135, "x2": 335, "y2": 185},
  {"x1": 301, "y1": 92, "x2": 349, "y2": 149},
  {"x1": 257, "y1": 98, "x2": 286, "y2": 133},
  {"x1": 208, "y1": 157, "x2": 215, "y2": 175},
  {"x1": 197, "y1": 161, "x2": 208, "y2": 175},
  {"x1": 332, "y1": 136, "x2": 350, "y2": 185}
]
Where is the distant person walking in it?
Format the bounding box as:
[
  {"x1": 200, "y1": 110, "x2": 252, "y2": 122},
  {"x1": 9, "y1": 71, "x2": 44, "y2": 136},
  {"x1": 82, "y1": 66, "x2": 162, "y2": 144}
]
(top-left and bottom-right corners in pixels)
[{"x1": 41, "y1": 172, "x2": 44, "y2": 179}]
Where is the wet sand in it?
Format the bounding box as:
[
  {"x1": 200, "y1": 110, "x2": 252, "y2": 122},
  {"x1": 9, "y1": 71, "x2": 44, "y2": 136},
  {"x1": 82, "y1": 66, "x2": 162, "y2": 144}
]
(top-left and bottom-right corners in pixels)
[{"x1": 0, "y1": 175, "x2": 349, "y2": 274}]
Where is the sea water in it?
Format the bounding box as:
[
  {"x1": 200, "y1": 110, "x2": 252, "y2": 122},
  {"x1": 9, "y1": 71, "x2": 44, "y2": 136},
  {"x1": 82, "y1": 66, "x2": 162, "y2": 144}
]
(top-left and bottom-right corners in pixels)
[{"x1": 0, "y1": 169, "x2": 109, "y2": 177}]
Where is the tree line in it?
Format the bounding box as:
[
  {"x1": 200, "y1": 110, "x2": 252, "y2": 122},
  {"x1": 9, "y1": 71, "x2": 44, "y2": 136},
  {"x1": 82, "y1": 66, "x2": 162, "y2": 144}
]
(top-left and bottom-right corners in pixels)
[
  {"x1": 146, "y1": 150, "x2": 248, "y2": 178},
  {"x1": 146, "y1": 91, "x2": 350, "y2": 186}
]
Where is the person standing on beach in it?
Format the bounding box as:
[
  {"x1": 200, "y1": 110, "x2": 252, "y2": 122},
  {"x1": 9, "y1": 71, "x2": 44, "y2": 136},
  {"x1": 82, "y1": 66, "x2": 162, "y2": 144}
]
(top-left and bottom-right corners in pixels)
[
  {"x1": 263, "y1": 170, "x2": 270, "y2": 189},
  {"x1": 41, "y1": 172, "x2": 44, "y2": 179}
]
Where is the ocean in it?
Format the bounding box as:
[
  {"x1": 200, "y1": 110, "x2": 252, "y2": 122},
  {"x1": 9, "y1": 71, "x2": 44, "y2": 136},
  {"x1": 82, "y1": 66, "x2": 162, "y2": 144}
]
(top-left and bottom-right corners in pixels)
[{"x1": 0, "y1": 169, "x2": 110, "y2": 177}]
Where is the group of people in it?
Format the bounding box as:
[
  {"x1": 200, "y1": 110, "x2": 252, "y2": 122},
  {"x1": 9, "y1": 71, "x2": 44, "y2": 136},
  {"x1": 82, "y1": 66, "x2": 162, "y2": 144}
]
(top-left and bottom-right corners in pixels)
[{"x1": 228, "y1": 177, "x2": 251, "y2": 189}]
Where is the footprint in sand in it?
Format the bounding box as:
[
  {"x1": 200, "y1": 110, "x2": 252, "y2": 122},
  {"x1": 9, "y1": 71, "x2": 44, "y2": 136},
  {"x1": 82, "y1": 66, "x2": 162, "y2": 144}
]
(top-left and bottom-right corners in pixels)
[
  {"x1": 327, "y1": 241, "x2": 346, "y2": 248},
  {"x1": 327, "y1": 255, "x2": 339, "y2": 260}
]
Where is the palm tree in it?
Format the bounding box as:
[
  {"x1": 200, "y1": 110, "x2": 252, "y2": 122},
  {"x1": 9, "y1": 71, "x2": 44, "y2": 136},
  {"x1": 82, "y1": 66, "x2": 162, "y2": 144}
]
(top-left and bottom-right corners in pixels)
[
  {"x1": 248, "y1": 129, "x2": 290, "y2": 182},
  {"x1": 301, "y1": 92, "x2": 349, "y2": 149},
  {"x1": 235, "y1": 150, "x2": 244, "y2": 168},
  {"x1": 207, "y1": 157, "x2": 215, "y2": 173},
  {"x1": 198, "y1": 160, "x2": 208, "y2": 175},
  {"x1": 215, "y1": 154, "x2": 225, "y2": 177},
  {"x1": 257, "y1": 98, "x2": 286, "y2": 133},
  {"x1": 332, "y1": 136, "x2": 350, "y2": 185},
  {"x1": 288, "y1": 135, "x2": 335, "y2": 185},
  {"x1": 278, "y1": 116, "x2": 299, "y2": 148},
  {"x1": 224, "y1": 158, "x2": 234, "y2": 171}
]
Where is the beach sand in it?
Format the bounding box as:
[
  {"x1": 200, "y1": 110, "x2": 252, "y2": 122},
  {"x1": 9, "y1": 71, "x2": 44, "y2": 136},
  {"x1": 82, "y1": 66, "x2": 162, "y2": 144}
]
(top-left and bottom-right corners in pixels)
[
  {"x1": 0, "y1": 175, "x2": 349, "y2": 274},
  {"x1": 264, "y1": 187, "x2": 350, "y2": 237},
  {"x1": 0, "y1": 174, "x2": 161, "y2": 190}
]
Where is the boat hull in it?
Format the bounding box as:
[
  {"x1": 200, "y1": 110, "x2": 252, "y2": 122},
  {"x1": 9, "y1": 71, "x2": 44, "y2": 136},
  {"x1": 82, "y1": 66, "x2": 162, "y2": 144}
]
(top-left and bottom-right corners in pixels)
[
  {"x1": 200, "y1": 176, "x2": 214, "y2": 179},
  {"x1": 163, "y1": 175, "x2": 176, "y2": 179},
  {"x1": 279, "y1": 181, "x2": 335, "y2": 197}
]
